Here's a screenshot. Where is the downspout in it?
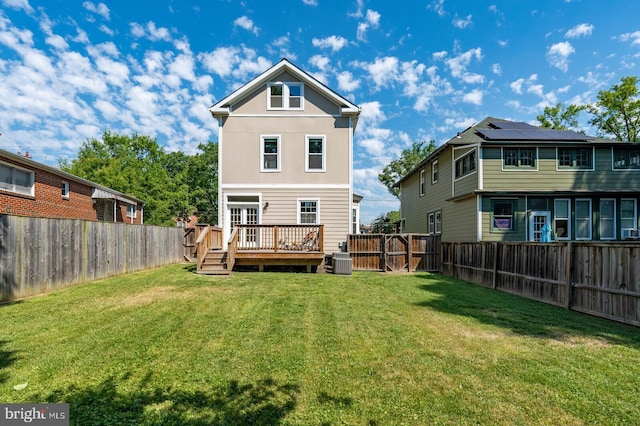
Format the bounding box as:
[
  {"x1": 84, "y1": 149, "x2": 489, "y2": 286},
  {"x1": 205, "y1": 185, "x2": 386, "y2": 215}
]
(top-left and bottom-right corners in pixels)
[{"x1": 113, "y1": 200, "x2": 116, "y2": 223}]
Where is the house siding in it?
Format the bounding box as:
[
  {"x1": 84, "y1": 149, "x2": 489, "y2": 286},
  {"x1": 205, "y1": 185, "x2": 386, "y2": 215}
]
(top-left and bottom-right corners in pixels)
[
  {"x1": 0, "y1": 153, "x2": 143, "y2": 224},
  {"x1": 444, "y1": 196, "x2": 478, "y2": 242},
  {"x1": 221, "y1": 187, "x2": 350, "y2": 254}
]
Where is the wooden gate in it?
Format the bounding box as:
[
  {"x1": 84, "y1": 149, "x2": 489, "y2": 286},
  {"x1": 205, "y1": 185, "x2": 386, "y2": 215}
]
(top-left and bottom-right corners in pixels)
[
  {"x1": 385, "y1": 235, "x2": 409, "y2": 272},
  {"x1": 348, "y1": 234, "x2": 440, "y2": 272}
]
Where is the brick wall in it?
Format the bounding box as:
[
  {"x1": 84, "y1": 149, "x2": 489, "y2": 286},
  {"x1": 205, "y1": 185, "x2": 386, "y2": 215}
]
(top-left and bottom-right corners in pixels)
[{"x1": 0, "y1": 156, "x2": 142, "y2": 224}]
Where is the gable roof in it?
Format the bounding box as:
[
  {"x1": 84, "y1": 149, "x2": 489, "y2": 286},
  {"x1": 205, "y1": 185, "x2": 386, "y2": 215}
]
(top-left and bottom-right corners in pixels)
[
  {"x1": 0, "y1": 148, "x2": 144, "y2": 206},
  {"x1": 394, "y1": 116, "x2": 620, "y2": 187},
  {"x1": 209, "y1": 58, "x2": 361, "y2": 118}
]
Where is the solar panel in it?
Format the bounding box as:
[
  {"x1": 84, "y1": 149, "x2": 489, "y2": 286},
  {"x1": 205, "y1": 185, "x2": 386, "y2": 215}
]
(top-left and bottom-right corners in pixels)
[
  {"x1": 488, "y1": 121, "x2": 537, "y2": 130},
  {"x1": 477, "y1": 128, "x2": 590, "y2": 141}
]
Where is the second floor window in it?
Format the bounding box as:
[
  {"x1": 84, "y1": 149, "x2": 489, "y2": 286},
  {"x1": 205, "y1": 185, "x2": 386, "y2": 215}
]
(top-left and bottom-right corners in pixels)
[
  {"x1": 455, "y1": 151, "x2": 476, "y2": 179},
  {"x1": 306, "y1": 136, "x2": 325, "y2": 172},
  {"x1": 419, "y1": 169, "x2": 425, "y2": 196},
  {"x1": 558, "y1": 147, "x2": 593, "y2": 169},
  {"x1": 431, "y1": 160, "x2": 439, "y2": 183},
  {"x1": 503, "y1": 148, "x2": 536, "y2": 168},
  {"x1": 268, "y1": 82, "x2": 304, "y2": 110},
  {"x1": 613, "y1": 147, "x2": 640, "y2": 169},
  {"x1": 127, "y1": 204, "x2": 137, "y2": 218},
  {"x1": 261, "y1": 136, "x2": 281, "y2": 172}
]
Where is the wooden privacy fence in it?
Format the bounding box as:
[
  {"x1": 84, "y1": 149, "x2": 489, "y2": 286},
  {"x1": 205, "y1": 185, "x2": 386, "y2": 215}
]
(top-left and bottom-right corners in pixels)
[
  {"x1": 0, "y1": 214, "x2": 184, "y2": 301},
  {"x1": 347, "y1": 234, "x2": 440, "y2": 272},
  {"x1": 441, "y1": 241, "x2": 640, "y2": 328}
]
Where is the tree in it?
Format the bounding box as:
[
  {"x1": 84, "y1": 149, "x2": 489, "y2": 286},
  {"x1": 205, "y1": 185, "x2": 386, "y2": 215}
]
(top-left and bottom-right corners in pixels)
[
  {"x1": 60, "y1": 131, "x2": 191, "y2": 226},
  {"x1": 184, "y1": 142, "x2": 219, "y2": 225},
  {"x1": 537, "y1": 102, "x2": 585, "y2": 131},
  {"x1": 587, "y1": 76, "x2": 640, "y2": 142},
  {"x1": 370, "y1": 210, "x2": 400, "y2": 234},
  {"x1": 378, "y1": 140, "x2": 437, "y2": 199}
]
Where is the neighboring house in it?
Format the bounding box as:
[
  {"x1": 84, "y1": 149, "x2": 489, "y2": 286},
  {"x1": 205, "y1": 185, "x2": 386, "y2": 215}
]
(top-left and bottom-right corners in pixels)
[
  {"x1": 0, "y1": 148, "x2": 144, "y2": 224},
  {"x1": 396, "y1": 117, "x2": 640, "y2": 242},
  {"x1": 209, "y1": 58, "x2": 361, "y2": 253}
]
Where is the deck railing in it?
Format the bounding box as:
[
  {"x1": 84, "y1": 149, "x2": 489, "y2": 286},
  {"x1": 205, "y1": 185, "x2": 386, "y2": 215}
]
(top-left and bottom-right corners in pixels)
[
  {"x1": 195, "y1": 225, "x2": 223, "y2": 269},
  {"x1": 234, "y1": 224, "x2": 324, "y2": 252}
]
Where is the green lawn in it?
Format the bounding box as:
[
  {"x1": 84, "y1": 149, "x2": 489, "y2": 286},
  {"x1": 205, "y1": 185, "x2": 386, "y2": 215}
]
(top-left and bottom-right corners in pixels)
[{"x1": 1, "y1": 264, "x2": 639, "y2": 425}]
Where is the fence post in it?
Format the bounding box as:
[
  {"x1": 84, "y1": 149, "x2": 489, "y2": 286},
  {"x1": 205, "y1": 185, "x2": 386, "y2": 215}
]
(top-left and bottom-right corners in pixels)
[
  {"x1": 564, "y1": 242, "x2": 573, "y2": 310},
  {"x1": 492, "y1": 242, "x2": 499, "y2": 289},
  {"x1": 407, "y1": 234, "x2": 413, "y2": 272}
]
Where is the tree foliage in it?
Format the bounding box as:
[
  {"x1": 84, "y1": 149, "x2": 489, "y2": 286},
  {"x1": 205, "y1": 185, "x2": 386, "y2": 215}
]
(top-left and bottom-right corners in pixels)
[
  {"x1": 370, "y1": 210, "x2": 400, "y2": 234},
  {"x1": 60, "y1": 132, "x2": 218, "y2": 226},
  {"x1": 537, "y1": 76, "x2": 640, "y2": 142},
  {"x1": 587, "y1": 76, "x2": 640, "y2": 142},
  {"x1": 378, "y1": 140, "x2": 437, "y2": 199},
  {"x1": 537, "y1": 102, "x2": 585, "y2": 131}
]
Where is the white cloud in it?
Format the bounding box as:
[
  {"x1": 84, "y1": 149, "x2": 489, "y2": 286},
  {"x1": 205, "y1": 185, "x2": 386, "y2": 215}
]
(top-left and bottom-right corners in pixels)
[
  {"x1": 428, "y1": 0, "x2": 446, "y2": 17},
  {"x1": 445, "y1": 47, "x2": 483, "y2": 82},
  {"x1": 302, "y1": 0, "x2": 317, "y2": 5},
  {"x1": 619, "y1": 31, "x2": 640, "y2": 46},
  {"x1": 565, "y1": 23, "x2": 594, "y2": 39},
  {"x1": 452, "y1": 14, "x2": 472, "y2": 29},
  {"x1": 2, "y1": 0, "x2": 34, "y2": 13},
  {"x1": 82, "y1": 2, "x2": 110, "y2": 21},
  {"x1": 356, "y1": 9, "x2": 380, "y2": 41},
  {"x1": 492, "y1": 63, "x2": 502, "y2": 75},
  {"x1": 363, "y1": 56, "x2": 399, "y2": 89},
  {"x1": 510, "y1": 74, "x2": 537, "y2": 94},
  {"x1": 309, "y1": 54, "x2": 330, "y2": 71},
  {"x1": 130, "y1": 22, "x2": 145, "y2": 38},
  {"x1": 337, "y1": 70, "x2": 360, "y2": 92},
  {"x1": 234, "y1": 16, "x2": 259, "y2": 36},
  {"x1": 546, "y1": 41, "x2": 574, "y2": 72},
  {"x1": 312, "y1": 35, "x2": 348, "y2": 52},
  {"x1": 462, "y1": 89, "x2": 484, "y2": 105}
]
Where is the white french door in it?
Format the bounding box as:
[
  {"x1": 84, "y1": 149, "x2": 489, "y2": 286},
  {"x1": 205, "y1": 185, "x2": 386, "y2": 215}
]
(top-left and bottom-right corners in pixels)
[
  {"x1": 229, "y1": 205, "x2": 259, "y2": 247},
  {"x1": 529, "y1": 211, "x2": 551, "y2": 241}
]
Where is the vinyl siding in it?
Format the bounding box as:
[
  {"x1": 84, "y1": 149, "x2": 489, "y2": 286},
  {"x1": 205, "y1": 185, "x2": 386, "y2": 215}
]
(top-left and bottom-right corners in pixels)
[
  {"x1": 480, "y1": 196, "x2": 527, "y2": 242},
  {"x1": 482, "y1": 146, "x2": 640, "y2": 191},
  {"x1": 221, "y1": 187, "x2": 350, "y2": 254},
  {"x1": 443, "y1": 196, "x2": 478, "y2": 242}
]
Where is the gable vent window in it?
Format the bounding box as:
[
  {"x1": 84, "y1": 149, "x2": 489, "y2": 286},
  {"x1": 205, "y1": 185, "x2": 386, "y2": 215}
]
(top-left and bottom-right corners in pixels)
[{"x1": 268, "y1": 82, "x2": 304, "y2": 110}]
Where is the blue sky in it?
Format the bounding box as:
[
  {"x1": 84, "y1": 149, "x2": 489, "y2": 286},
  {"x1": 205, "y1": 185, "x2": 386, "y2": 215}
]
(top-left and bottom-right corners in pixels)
[{"x1": 1, "y1": 0, "x2": 640, "y2": 224}]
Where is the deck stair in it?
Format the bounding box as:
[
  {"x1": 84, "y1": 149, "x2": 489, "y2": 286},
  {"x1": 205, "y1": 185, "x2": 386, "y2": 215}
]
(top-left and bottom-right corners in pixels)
[{"x1": 197, "y1": 249, "x2": 231, "y2": 275}]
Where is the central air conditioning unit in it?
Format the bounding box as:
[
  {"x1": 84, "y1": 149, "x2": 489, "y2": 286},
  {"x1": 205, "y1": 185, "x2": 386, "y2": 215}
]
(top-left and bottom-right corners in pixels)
[{"x1": 621, "y1": 228, "x2": 640, "y2": 239}]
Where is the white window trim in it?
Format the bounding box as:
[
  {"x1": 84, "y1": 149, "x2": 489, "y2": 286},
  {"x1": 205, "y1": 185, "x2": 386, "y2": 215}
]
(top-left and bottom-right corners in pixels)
[
  {"x1": 556, "y1": 147, "x2": 595, "y2": 172},
  {"x1": 419, "y1": 168, "x2": 425, "y2": 196},
  {"x1": 260, "y1": 135, "x2": 281, "y2": 172},
  {"x1": 553, "y1": 198, "x2": 571, "y2": 241},
  {"x1": 431, "y1": 159, "x2": 439, "y2": 184},
  {"x1": 501, "y1": 147, "x2": 539, "y2": 171},
  {"x1": 599, "y1": 198, "x2": 616, "y2": 240},
  {"x1": 267, "y1": 82, "x2": 304, "y2": 110},
  {"x1": 428, "y1": 212, "x2": 434, "y2": 234},
  {"x1": 126, "y1": 204, "x2": 137, "y2": 219},
  {"x1": 435, "y1": 211, "x2": 442, "y2": 234},
  {"x1": 62, "y1": 181, "x2": 69, "y2": 199},
  {"x1": 611, "y1": 147, "x2": 640, "y2": 171},
  {"x1": 575, "y1": 198, "x2": 592, "y2": 240},
  {"x1": 0, "y1": 160, "x2": 35, "y2": 197},
  {"x1": 454, "y1": 149, "x2": 478, "y2": 181},
  {"x1": 297, "y1": 198, "x2": 320, "y2": 224},
  {"x1": 305, "y1": 135, "x2": 326, "y2": 172},
  {"x1": 620, "y1": 198, "x2": 638, "y2": 230}
]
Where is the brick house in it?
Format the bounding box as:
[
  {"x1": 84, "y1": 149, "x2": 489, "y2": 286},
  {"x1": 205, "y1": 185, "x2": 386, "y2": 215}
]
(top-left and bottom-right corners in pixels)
[{"x1": 0, "y1": 148, "x2": 144, "y2": 224}]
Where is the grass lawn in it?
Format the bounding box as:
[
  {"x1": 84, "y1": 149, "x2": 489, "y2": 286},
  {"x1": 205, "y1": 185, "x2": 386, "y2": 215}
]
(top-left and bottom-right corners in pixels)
[{"x1": 1, "y1": 264, "x2": 639, "y2": 425}]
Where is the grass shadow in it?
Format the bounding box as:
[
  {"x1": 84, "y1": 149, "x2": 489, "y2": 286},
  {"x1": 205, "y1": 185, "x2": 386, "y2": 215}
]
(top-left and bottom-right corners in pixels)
[
  {"x1": 37, "y1": 373, "x2": 299, "y2": 425},
  {"x1": 415, "y1": 273, "x2": 640, "y2": 347},
  {"x1": 0, "y1": 339, "x2": 18, "y2": 385},
  {"x1": 183, "y1": 263, "x2": 197, "y2": 273}
]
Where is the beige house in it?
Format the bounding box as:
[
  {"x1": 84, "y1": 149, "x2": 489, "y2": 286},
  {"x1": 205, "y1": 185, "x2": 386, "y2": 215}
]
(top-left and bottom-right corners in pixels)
[{"x1": 209, "y1": 58, "x2": 361, "y2": 254}]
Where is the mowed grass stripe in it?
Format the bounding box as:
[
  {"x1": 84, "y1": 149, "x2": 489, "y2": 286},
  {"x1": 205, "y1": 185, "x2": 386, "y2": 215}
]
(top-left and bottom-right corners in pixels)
[{"x1": 1, "y1": 264, "x2": 638, "y2": 425}]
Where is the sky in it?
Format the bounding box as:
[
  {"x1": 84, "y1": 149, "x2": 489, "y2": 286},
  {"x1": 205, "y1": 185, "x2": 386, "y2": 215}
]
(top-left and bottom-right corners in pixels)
[{"x1": 1, "y1": 0, "x2": 640, "y2": 224}]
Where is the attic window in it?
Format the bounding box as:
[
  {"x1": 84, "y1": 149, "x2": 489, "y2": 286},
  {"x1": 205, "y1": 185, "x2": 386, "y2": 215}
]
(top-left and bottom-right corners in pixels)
[{"x1": 268, "y1": 82, "x2": 304, "y2": 110}]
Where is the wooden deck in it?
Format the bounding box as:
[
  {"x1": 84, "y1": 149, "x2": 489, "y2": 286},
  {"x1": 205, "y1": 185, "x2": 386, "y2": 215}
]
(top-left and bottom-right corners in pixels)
[{"x1": 195, "y1": 224, "x2": 325, "y2": 275}]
